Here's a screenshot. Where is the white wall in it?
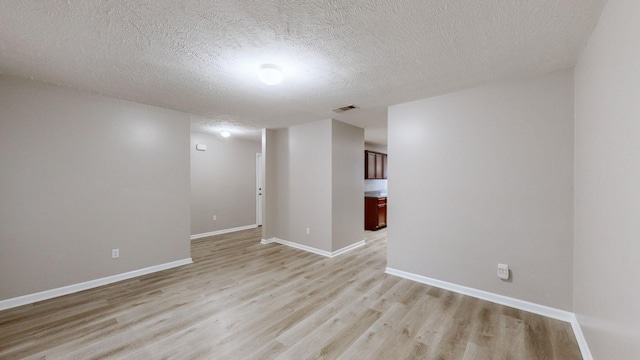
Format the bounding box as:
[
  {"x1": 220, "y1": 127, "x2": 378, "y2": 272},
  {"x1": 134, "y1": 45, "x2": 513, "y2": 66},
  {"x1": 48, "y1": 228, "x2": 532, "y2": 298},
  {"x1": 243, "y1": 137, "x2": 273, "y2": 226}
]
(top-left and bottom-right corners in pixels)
[
  {"x1": 190, "y1": 132, "x2": 261, "y2": 236},
  {"x1": 574, "y1": 0, "x2": 640, "y2": 357},
  {"x1": 263, "y1": 119, "x2": 364, "y2": 252},
  {"x1": 387, "y1": 69, "x2": 575, "y2": 310},
  {"x1": 0, "y1": 76, "x2": 191, "y2": 300}
]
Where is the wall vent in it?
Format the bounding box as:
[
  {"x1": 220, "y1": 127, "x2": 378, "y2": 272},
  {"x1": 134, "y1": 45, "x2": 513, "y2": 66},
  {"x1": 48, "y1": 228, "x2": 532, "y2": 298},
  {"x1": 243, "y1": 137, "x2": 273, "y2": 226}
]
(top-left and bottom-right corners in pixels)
[{"x1": 331, "y1": 104, "x2": 359, "y2": 113}]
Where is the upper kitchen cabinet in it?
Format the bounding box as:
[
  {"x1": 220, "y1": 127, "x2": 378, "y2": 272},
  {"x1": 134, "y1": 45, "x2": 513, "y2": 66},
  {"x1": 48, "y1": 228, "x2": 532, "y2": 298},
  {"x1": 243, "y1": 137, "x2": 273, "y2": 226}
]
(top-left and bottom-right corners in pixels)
[
  {"x1": 365, "y1": 150, "x2": 387, "y2": 179},
  {"x1": 366, "y1": 151, "x2": 377, "y2": 179}
]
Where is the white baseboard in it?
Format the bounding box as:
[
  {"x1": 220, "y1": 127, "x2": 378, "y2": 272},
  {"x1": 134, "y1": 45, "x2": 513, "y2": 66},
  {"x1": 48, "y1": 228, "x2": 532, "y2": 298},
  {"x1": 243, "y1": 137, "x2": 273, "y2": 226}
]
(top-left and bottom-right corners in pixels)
[
  {"x1": 190, "y1": 224, "x2": 258, "y2": 240},
  {"x1": 0, "y1": 258, "x2": 193, "y2": 311},
  {"x1": 263, "y1": 237, "x2": 332, "y2": 257},
  {"x1": 261, "y1": 238, "x2": 365, "y2": 258},
  {"x1": 332, "y1": 240, "x2": 366, "y2": 257},
  {"x1": 385, "y1": 267, "x2": 573, "y2": 321},
  {"x1": 570, "y1": 314, "x2": 593, "y2": 360},
  {"x1": 385, "y1": 267, "x2": 592, "y2": 360}
]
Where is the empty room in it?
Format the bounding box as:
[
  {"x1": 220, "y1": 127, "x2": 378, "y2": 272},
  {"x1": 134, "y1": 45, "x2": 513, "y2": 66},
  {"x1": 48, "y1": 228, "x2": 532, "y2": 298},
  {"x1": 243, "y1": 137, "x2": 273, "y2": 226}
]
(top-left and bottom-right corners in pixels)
[{"x1": 1, "y1": 1, "x2": 638, "y2": 359}]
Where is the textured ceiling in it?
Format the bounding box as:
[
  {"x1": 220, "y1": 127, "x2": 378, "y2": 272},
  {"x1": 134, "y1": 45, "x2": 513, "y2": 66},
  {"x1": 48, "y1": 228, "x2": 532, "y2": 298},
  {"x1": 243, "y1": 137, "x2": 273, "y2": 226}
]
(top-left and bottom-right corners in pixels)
[{"x1": 0, "y1": 0, "x2": 606, "y2": 144}]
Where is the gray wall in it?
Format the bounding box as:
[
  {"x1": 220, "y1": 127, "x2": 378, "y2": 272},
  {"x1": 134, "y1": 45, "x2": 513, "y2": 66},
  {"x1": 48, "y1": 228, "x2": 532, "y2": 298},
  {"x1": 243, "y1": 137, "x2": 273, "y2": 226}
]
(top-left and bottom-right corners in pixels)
[
  {"x1": 262, "y1": 129, "x2": 277, "y2": 241},
  {"x1": 387, "y1": 69, "x2": 575, "y2": 310},
  {"x1": 190, "y1": 132, "x2": 261, "y2": 236},
  {"x1": 263, "y1": 119, "x2": 363, "y2": 252},
  {"x1": 289, "y1": 120, "x2": 333, "y2": 250},
  {"x1": 574, "y1": 0, "x2": 640, "y2": 357},
  {"x1": 0, "y1": 76, "x2": 191, "y2": 300},
  {"x1": 266, "y1": 120, "x2": 333, "y2": 251},
  {"x1": 332, "y1": 120, "x2": 365, "y2": 250}
]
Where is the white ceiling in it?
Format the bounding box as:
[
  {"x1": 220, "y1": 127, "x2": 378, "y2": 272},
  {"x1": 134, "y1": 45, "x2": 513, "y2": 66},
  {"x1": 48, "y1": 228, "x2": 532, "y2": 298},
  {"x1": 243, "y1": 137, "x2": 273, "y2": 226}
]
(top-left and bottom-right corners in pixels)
[{"x1": 0, "y1": 1, "x2": 606, "y2": 144}]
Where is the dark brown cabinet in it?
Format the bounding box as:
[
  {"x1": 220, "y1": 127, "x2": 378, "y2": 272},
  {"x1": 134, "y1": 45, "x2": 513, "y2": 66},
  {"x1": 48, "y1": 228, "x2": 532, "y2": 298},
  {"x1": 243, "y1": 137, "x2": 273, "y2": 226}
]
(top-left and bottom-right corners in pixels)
[
  {"x1": 382, "y1": 154, "x2": 388, "y2": 179},
  {"x1": 366, "y1": 151, "x2": 377, "y2": 179},
  {"x1": 365, "y1": 196, "x2": 387, "y2": 230},
  {"x1": 365, "y1": 150, "x2": 387, "y2": 179}
]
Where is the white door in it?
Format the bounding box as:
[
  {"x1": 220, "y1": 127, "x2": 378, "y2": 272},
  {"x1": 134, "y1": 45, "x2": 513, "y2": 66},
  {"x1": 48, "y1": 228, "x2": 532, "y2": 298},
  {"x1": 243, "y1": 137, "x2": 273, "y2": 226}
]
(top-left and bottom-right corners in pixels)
[{"x1": 256, "y1": 153, "x2": 263, "y2": 226}]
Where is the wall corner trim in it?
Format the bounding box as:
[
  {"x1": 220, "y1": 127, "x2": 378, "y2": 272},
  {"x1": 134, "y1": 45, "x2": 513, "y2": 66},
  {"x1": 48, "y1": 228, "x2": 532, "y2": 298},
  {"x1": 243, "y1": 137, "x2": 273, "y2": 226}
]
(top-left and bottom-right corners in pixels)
[
  {"x1": 261, "y1": 238, "x2": 365, "y2": 258},
  {"x1": 190, "y1": 224, "x2": 258, "y2": 240},
  {"x1": 0, "y1": 258, "x2": 193, "y2": 311},
  {"x1": 385, "y1": 267, "x2": 592, "y2": 360}
]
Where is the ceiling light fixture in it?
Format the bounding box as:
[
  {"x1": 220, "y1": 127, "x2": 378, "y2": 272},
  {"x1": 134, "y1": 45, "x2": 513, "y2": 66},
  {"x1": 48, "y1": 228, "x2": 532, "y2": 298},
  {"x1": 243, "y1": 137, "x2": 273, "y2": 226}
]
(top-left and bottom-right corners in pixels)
[
  {"x1": 258, "y1": 64, "x2": 284, "y2": 85},
  {"x1": 220, "y1": 130, "x2": 231, "y2": 138}
]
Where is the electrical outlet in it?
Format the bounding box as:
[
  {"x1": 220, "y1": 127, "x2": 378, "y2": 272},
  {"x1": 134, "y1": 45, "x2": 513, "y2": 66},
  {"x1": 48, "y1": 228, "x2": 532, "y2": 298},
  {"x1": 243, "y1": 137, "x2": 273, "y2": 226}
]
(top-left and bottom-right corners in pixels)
[
  {"x1": 212, "y1": 215, "x2": 217, "y2": 221},
  {"x1": 306, "y1": 227, "x2": 310, "y2": 235},
  {"x1": 497, "y1": 263, "x2": 509, "y2": 280},
  {"x1": 112, "y1": 248, "x2": 120, "y2": 259}
]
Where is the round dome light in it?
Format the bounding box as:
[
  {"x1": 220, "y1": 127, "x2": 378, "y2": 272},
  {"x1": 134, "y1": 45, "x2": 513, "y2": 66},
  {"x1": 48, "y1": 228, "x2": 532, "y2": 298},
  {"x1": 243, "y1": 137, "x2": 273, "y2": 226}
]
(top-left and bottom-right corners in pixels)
[
  {"x1": 220, "y1": 130, "x2": 231, "y2": 138},
  {"x1": 258, "y1": 64, "x2": 284, "y2": 85}
]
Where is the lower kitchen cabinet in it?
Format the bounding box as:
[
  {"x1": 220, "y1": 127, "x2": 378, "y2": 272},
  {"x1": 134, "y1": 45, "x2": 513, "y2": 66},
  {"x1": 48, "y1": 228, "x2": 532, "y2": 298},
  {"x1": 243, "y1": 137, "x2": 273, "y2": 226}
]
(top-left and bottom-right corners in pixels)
[{"x1": 365, "y1": 196, "x2": 387, "y2": 230}]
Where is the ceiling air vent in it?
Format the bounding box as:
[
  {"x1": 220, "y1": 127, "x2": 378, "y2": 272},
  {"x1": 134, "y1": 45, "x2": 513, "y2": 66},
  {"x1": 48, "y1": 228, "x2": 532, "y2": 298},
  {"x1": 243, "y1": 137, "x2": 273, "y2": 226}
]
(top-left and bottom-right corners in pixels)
[{"x1": 331, "y1": 104, "x2": 359, "y2": 113}]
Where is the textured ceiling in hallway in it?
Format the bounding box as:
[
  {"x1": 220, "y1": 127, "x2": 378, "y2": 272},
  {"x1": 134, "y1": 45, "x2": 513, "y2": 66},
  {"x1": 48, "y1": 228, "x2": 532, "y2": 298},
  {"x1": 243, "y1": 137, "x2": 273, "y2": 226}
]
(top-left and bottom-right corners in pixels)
[{"x1": 0, "y1": 0, "x2": 606, "y2": 142}]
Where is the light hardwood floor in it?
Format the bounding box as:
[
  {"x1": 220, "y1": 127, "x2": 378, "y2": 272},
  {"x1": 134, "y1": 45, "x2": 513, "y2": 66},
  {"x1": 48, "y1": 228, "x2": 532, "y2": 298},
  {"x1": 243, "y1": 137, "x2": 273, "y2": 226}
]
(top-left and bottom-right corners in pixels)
[{"x1": 0, "y1": 228, "x2": 581, "y2": 359}]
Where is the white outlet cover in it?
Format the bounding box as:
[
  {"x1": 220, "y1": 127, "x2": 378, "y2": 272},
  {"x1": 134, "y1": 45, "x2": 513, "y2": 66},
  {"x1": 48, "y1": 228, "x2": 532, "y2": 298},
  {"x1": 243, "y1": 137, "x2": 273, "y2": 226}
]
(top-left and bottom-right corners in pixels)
[{"x1": 497, "y1": 263, "x2": 509, "y2": 280}]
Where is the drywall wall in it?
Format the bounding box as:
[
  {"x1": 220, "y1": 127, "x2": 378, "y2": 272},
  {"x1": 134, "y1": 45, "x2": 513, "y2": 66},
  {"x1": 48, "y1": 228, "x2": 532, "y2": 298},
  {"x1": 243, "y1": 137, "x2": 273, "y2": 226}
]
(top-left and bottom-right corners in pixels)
[
  {"x1": 262, "y1": 119, "x2": 363, "y2": 253},
  {"x1": 266, "y1": 120, "x2": 333, "y2": 251},
  {"x1": 0, "y1": 76, "x2": 191, "y2": 300},
  {"x1": 365, "y1": 143, "x2": 387, "y2": 153},
  {"x1": 262, "y1": 129, "x2": 277, "y2": 241},
  {"x1": 574, "y1": 0, "x2": 640, "y2": 357},
  {"x1": 190, "y1": 132, "x2": 261, "y2": 236},
  {"x1": 332, "y1": 120, "x2": 365, "y2": 251},
  {"x1": 289, "y1": 120, "x2": 333, "y2": 251},
  {"x1": 387, "y1": 69, "x2": 574, "y2": 310}
]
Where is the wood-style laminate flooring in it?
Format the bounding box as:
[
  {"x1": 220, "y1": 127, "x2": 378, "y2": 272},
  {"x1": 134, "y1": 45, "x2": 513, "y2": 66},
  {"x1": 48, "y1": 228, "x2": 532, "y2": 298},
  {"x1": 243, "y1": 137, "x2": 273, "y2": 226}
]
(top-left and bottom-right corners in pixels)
[{"x1": 0, "y1": 228, "x2": 582, "y2": 359}]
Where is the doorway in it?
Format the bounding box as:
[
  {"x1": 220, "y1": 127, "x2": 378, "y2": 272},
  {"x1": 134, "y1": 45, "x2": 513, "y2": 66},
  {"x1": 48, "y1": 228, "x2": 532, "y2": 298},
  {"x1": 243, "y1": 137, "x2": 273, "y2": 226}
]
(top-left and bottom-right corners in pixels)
[{"x1": 256, "y1": 153, "x2": 263, "y2": 226}]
